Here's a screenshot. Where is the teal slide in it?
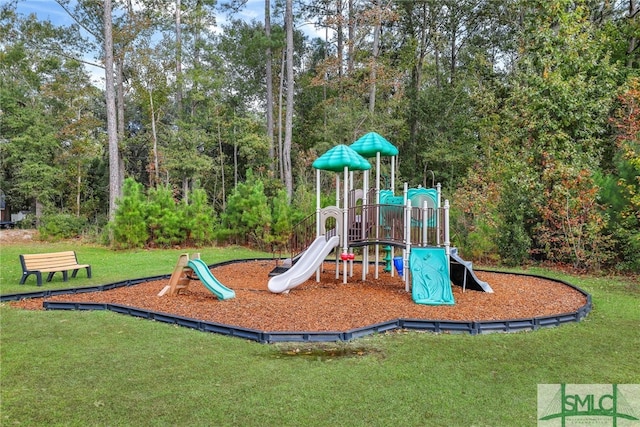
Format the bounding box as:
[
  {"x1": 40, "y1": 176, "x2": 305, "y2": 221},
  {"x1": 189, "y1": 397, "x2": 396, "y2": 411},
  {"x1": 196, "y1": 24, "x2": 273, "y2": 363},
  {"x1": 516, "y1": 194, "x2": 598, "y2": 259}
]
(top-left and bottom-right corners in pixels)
[
  {"x1": 409, "y1": 248, "x2": 454, "y2": 305},
  {"x1": 187, "y1": 259, "x2": 235, "y2": 300}
]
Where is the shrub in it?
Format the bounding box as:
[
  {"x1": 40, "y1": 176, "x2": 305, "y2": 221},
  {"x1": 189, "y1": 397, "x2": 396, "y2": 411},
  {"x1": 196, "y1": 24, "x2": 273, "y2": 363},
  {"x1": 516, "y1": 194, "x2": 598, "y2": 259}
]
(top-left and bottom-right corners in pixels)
[
  {"x1": 601, "y1": 79, "x2": 640, "y2": 272},
  {"x1": 450, "y1": 166, "x2": 500, "y2": 263},
  {"x1": 221, "y1": 170, "x2": 272, "y2": 248},
  {"x1": 496, "y1": 175, "x2": 534, "y2": 267},
  {"x1": 38, "y1": 213, "x2": 88, "y2": 240},
  {"x1": 110, "y1": 178, "x2": 149, "y2": 249},
  {"x1": 270, "y1": 188, "x2": 293, "y2": 252},
  {"x1": 182, "y1": 187, "x2": 217, "y2": 247},
  {"x1": 146, "y1": 185, "x2": 185, "y2": 247},
  {"x1": 291, "y1": 183, "x2": 316, "y2": 224},
  {"x1": 534, "y1": 165, "x2": 614, "y2": 270}
]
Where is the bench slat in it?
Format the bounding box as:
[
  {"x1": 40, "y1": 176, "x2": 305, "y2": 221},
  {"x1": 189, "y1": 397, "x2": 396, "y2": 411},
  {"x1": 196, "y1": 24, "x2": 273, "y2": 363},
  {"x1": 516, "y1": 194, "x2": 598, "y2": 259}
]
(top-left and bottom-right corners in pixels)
[
  {"x1": 27, "y1": 264, "x2": 90, "y2": 272},
  {"x1": 22, "y1": 251, "x2": 76, "y2": 260},
  {"x1": 25, "y1": 260, "x2": 80, "y2": 269}
]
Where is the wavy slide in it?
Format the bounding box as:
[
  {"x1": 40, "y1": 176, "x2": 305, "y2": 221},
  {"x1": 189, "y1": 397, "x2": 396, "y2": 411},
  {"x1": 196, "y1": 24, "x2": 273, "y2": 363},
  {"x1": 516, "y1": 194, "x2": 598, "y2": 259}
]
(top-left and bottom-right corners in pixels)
[
  {"x1": 187, "y1": 259, "x2": 236, "y2": 300},
  {"x1": 409, "y1": 248, "x2": 455, "y2": 305},
  {"x1": 268, "y1": 235, "x2": 341, "y2": 294}
]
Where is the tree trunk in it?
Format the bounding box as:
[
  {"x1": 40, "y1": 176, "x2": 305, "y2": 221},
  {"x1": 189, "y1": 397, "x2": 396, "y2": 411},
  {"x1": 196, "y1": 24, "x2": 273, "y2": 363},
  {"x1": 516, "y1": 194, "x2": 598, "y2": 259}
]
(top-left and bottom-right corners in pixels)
[
  {"x1": 369, "y1": 0, "x2": 380, "y2": 114},
  {"x1": 284, "y1": 0, "x2": 294, "y2": 199},
  {"x1": 116, "y1": 58, "x2": 125, "y2": 145},
  {"x1": 233, "y1": 121, "x2": 238, "y2": 188},
  {"x1": 116, "y1": 57, "x2": 126, "y2": 191},
  {"x1": 347, "y1": 0, "x2": 354, "y2": 73},
  {"x1": 265, "y1": 0, "x2": 275, "y2": 170},
  {"x1": 182, "y1": 177, "x2": 189, "y2": 204},
  {"x1": 76, "y1": 166, "x2": 81, "y2": 218},
  {"x1": 278, "y1": 48, "x2": 285, "y2": 181},
  {"x1": 149, "y1": 88, "x2": 159, "y2": 186},
  {"x1": 217, "y1": 121, "x2": 226, "y2": 210},
  {"x1": 336, "y1": 0, "x2": 343, "y2": 80},
  {"x1": 35, "y1": 199, "x2": 43, "y2": 227},
  {"x1": 104, "y1": 0, "x2": 121, "y2": 221},
  {"x1": 627, "y1": 0, "x2": 639, "y2": 67},
  {"x1": 175, "y1": 0, "x2": 183, "y2": 116},
  {"x1": 433, "y1": 4, "x2": 441, "y2": 88},
  {"x1": 324, "y1": 26, "x2": 328, "y2": 131},
  {"x1": 450, "y1": 16, "x2": 456, "y2": 85}
]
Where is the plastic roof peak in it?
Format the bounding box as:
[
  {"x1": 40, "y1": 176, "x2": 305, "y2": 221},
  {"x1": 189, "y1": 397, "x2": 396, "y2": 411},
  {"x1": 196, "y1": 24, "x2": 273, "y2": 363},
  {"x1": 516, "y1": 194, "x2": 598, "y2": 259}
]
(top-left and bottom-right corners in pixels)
[
  {"x1": 312, "y1": 144, "x2": 371, "y2": 172},
  {"x1": 350, "y1": 132, "x2": 399, "y2": 158}
]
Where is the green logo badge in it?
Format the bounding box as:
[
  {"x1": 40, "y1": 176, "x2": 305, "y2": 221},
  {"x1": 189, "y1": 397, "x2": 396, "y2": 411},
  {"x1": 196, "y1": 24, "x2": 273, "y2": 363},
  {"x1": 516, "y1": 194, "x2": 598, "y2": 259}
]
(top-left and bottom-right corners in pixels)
[{"x1": 538, "y1": 384, "x2": 640, "y2": 426}]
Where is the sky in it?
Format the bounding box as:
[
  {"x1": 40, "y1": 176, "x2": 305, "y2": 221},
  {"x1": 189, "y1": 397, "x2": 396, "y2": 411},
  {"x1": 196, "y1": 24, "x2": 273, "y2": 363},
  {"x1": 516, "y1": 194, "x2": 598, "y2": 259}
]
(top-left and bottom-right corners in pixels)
[
  {"x1": 15, "y1": 0, "x2": 262, "y2": 24},
  {"x1": 15, "y1": 0, "x2": 324, "y2": 37},
  {"x1": 14, "y1": 0, "x2": 324, "y2": 86},
  {"x1": 15, "y1": 0, "x2": 72, "y2": 25}
]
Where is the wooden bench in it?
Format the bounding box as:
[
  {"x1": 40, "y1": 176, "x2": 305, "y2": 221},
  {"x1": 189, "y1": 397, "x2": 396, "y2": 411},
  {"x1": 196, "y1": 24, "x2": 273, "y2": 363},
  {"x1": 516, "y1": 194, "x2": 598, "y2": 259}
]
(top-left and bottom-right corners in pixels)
[{"x1": 19, "y1": 251, "x2": 92, "y2": 286}]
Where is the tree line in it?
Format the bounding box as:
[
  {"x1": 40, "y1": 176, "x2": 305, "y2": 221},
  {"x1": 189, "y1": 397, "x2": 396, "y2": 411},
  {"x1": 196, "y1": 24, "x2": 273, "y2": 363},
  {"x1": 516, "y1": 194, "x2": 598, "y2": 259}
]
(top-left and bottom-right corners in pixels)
[{"x1": 1, "y1": 0, "x2": 638, "y2": 272}]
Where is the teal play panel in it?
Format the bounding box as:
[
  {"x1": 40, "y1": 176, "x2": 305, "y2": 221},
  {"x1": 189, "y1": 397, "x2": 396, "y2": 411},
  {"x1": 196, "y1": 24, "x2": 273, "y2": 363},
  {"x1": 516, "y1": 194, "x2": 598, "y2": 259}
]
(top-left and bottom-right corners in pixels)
[
  {"x1": 379, "y1": 188, "x2": 438, "y2": 227},
  {"x1": 409, "y1": 247, "x2": 454, "y2": 305}
]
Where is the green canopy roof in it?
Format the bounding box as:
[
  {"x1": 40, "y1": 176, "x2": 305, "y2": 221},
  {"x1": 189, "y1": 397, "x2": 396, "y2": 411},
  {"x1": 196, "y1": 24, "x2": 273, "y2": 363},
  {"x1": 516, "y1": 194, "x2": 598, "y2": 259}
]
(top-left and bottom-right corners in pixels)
[
  {"x1": 312, "y1": 144, "x2": 371, "y2": 172},
  {"x1": 350, "y1": 132, "x2": 399, "y2": 158}
]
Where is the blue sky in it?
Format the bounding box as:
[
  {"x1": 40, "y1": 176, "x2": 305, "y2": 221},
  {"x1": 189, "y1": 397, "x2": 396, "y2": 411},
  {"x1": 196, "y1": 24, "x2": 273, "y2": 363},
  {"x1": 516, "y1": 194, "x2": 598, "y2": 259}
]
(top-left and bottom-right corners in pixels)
[
  {"x1": 15, "y1": 0, "x2": 324, "y2": 37},
  {"x1": 15, "y1": 0, "x2": 76, "y2": 30},
  {"x1": 12, "y1": 0, "x2": 258, "y2": 86},
  {"x1": 14, "y1": 0, "x2": 325, "y2": 86}
]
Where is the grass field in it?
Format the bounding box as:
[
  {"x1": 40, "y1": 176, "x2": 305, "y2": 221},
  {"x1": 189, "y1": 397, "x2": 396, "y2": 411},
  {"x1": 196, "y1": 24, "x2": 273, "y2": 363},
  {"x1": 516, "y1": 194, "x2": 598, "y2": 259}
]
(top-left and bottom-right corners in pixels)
[
  {"x1": 0, "y1": 240, "x2": 272, "y2": 295},
  {"x1": 1, "y1": 240, "x2": 639, "y2": 426}
]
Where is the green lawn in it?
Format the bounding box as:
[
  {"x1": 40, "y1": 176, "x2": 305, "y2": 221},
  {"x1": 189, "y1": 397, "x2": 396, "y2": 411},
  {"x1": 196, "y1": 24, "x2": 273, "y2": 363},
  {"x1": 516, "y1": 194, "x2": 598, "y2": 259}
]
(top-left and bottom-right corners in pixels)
[
  {"x1": 1, "y1": 241, "x2": 638, "y2": 426},
  {"x1": 0, "y1": 240, "x2": 272, "y2": 295}
]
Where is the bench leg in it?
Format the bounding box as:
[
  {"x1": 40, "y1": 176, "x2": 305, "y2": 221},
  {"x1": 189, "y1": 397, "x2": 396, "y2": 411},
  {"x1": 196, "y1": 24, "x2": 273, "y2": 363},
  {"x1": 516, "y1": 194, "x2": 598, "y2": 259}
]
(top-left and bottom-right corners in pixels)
[
  {"x1": 20, "y1": 272, "x2": 42, "y2": 286},
  {"x1": 71, "y1": 268, "x2": 91, "y2": 279},
  {"x1": 46, "y1": 271, "x2": 69, "y2": 282}
]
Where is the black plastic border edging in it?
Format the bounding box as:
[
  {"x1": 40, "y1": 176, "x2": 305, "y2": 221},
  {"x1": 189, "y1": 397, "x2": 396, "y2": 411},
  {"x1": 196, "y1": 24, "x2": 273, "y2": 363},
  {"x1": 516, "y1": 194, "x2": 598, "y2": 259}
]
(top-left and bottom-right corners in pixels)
[{"x1": 2, "y1": 260, "x2": 592, "y2": 344}]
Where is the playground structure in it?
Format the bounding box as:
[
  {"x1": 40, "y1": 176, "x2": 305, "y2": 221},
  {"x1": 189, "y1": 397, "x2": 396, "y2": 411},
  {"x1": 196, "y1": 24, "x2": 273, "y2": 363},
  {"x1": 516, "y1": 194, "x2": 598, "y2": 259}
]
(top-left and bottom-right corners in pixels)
[
  {"x1": 268, "y1": 132, "x2": 492, "y2": 304},
  {"x1": 159, "y1": 253, "x2": 235, "y2": 300}
]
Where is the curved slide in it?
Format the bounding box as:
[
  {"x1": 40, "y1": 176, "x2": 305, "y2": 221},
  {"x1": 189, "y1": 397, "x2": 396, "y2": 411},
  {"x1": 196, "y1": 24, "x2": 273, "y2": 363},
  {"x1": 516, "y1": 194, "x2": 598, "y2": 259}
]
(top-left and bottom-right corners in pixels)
[
  {"x1": 268, "y1": 235, "x2": 341, "y2": 294},
  {"x1": 449, "y1": 248, "x2": 493, "y2": 293},
  {"x1": 187, "y1": 259, "x2": 236, "y2": 300}
]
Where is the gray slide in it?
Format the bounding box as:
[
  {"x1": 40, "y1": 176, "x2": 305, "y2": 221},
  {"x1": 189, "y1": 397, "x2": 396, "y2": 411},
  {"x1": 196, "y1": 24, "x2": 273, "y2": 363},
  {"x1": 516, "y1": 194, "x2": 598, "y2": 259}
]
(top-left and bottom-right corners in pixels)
[
  {"x1": 449, "y1": 248, "x2": 493, "y2": 293},
  {"x1": 268, "y1": 235, "x2": 340, "y2": 294}
]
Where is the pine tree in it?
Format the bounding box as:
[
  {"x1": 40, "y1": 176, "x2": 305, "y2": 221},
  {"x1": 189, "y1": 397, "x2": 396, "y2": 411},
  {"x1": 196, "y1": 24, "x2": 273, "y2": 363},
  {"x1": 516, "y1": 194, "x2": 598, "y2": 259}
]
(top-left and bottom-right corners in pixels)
[
  {"x1": 146, "y1": 185, "x2": 185, "y2": 247},
  {"x1": 110, "y1": 178, "x2": 149, "y2": 249},
  {"x1": 222, "y1": 170, "x2": 272, "y2": 247}
]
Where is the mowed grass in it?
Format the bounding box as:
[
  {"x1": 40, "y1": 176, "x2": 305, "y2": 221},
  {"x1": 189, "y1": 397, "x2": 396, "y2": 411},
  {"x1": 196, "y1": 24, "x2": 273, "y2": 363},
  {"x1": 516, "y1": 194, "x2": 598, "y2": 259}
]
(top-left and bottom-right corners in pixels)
[
  {"x1": 0, "y1": 240, "x2": 272, "y2": 295},
  {"x1": 1, "y1": 241, "x2": 639, "y2": 426}
]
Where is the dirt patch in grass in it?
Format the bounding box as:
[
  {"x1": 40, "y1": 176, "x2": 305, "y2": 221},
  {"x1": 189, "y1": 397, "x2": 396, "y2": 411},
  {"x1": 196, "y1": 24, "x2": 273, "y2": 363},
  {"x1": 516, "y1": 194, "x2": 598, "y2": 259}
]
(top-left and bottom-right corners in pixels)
[
  {"x1": 0, "y1": 229, "x2": 38, "y2": 243},
  {"x1": 9, "y1": 260, "x2": 588, "y2": 333}
]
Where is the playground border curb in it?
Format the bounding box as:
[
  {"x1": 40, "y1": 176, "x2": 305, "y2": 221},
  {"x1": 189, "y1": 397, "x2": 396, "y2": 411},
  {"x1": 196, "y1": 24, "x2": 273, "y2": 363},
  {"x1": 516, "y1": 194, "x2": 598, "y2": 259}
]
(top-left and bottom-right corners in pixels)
[{"x1": 2, "y1": 259, "x2": 592, "y2": 344}]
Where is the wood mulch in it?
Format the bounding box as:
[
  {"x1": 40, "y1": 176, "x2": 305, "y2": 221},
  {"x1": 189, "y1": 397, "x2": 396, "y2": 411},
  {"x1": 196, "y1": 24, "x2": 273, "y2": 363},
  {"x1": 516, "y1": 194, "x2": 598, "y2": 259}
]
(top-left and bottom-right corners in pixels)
[{"x1": 9, "y1": 260, "x2": 588, "y2": 332}]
